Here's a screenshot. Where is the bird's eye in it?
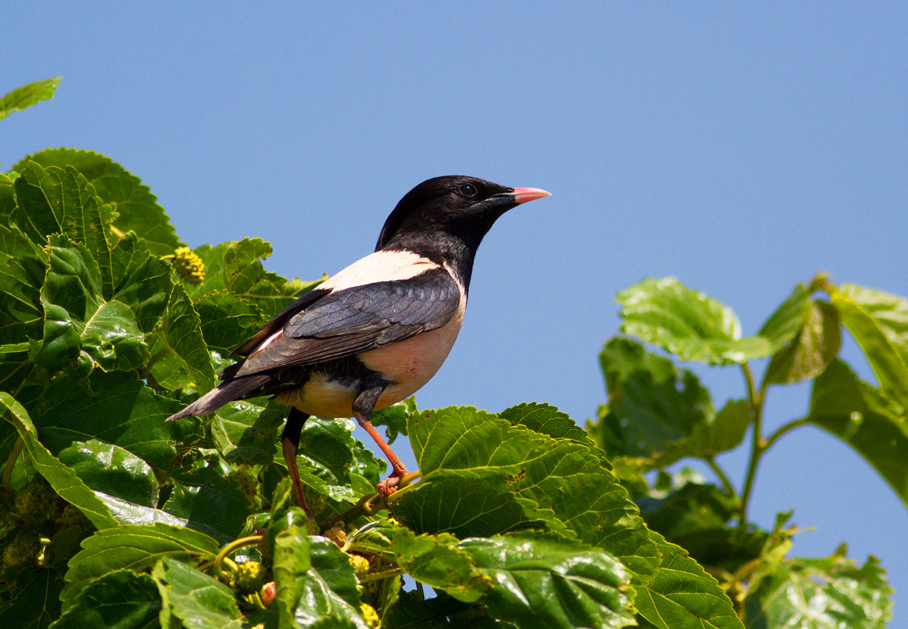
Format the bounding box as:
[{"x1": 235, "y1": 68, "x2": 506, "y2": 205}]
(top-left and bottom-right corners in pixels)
[{"x1": 459, "y1": 183, "x2": 478, "y2": 197}]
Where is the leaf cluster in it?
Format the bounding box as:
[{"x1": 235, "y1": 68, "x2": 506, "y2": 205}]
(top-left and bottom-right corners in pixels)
[{"x1": 0, "y1": 78, "x2": 899, "y2": 628}]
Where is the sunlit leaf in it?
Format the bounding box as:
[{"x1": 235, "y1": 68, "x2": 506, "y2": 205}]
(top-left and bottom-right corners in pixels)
[
  {"x1": 831, "y1": 284, "x2": 908, "y2": 407},
  {"x1": 461, "y1": 533, "x2": 635, "y2": 629},
  {"x1": 635, "y1": 532, "x2": 743, "y2": 629},
  {"x1": 618, "y1": 277, "x2": 772, "y2": 365},
  {"x1": 152, "y1": 557, "x2": 243, "y2": 629},
  {"x1": 15, "y1": 148, "x2": 182, "y2": 255},
  {"x1": 0, "y1": 77, "x2": 60, "y2": 121},
  {"x1": 744, "y1": 546, "x2": 892, "y2": 628}
]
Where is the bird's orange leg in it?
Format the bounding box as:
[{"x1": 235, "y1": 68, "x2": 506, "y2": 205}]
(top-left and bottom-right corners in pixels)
[
  {"x1": 354, "y1": 411, "x2": 409, "y2": 499},
  {"x1": 282, "y1": 408, "x2": 313, "y2": 518}
]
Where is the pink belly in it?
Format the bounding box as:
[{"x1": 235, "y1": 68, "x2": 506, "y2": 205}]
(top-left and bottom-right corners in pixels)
[{"x1": 278, "y1": 313, "x2": 464, "y2": 418}]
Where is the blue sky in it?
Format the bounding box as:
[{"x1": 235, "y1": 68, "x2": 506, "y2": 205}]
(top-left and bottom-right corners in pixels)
[{"x1": 4, "y1": 2, "x2": 907, "y2": 620}]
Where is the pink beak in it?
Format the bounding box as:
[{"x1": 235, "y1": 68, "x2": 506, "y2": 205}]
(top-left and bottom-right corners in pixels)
[{"x1": 511, "y1": 187, "x2": 552, "y2": 204}]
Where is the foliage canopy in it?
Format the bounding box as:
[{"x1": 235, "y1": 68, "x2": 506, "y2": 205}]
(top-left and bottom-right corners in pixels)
[{"x1": 0, "y1": 78, "x2": 899, "y2": 628}]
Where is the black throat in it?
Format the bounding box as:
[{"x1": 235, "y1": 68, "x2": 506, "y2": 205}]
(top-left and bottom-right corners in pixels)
[{"x1": 379, "y1": 226, "x2": 489, "y2": 294}]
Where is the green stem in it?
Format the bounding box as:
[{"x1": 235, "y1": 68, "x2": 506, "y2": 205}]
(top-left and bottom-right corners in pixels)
[
  {"x1": 764, "y1": 418, "x2": 811, "y2": 452},
  {"x1": 1, "y1": 438, "x2": 24, "y2": 498},
  {"x1": 214, "y1": 535, "x2": 263, "y2": 578},
  {"x1": 738, "y1": 363, "x2": 764, "y2": 528},
  {"x1": 357, "y1": 567, "x2": 403, "y2": 584},
  {"x1": 705, "y1": 456, "x2": 737, "y2": 501}
]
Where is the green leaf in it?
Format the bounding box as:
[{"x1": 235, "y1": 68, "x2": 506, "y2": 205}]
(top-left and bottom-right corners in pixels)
[
  {"x1": 62, "y1": 523, "x2": 220, "y2": 608},
  {"x1": 194, "y1": 290, "x2": 265, "y2": 352},
  {"x1": 618, "y1": 277, "x2": 771, "y2": 365},
  {"x1": 189, "y1": 240, "x2": 324, "y2": 318},
  {"x1": 756, "y1": 282, "x2": 812, "y2": 354},
  {"x1": 33, "y1": 369, "x2": 202, "y2": 473},
  {"x1": 805, "y1": 360, "x2": 908, "y2": 508},
  {"x1": 146, "y1": 282, "x2": 215, "y2": 392},
  {"x1": 390, "y1": 528, "x2": 490, "y2": 603},
  {"x1": 152, "y1": 557, "x2": 243, "y2": 629},
  {"x1": 461, "y1": 533, "x2": 634, "y2": 629},
  {"x1": 0, "y1": 172, "x2": 15, "y2": 220},
  {"x1": 0, "y1": 223, "x2": 46, "y2": 344},
  {"x1": 653, "y1": 399, "x2": 750, "y2": 467},
  {"x1": 831, "y1": 284, "x2": 908, "y2": 407},
  {"x1": 12, "y1": 162, "x2": 116, "y2": 251},
  {"x1": 51, "y1": 570, "x2": 162, "y2": 629},
  {"x1": 370, "y1": 397, "x2": 416, "y2": 445},
  {"x1": 57, "y1": 438, "x2": 159, "y2": 508},
  {"x1": 0, "y1": 77, "x2": 60, "y2": 121},
  {"x1": 211, "y1": 400, "x2": 283, "y2": 466},
  {"x1": 638, "y1": 479, "x2": 764, "y2": 573},
  {"x1": 162, "y1": 476, "x2": 252, "y2": 543},
  {"x1": 270, "y1": 517, "x2": 369, "y2": 629},
  {"x1": 500, "y1": 402, "x2": 595, "y2": 446},
  {"x1": 403, "y1": 406, "x2": 659, "y2": 576},
  {"x1": 0, "y1": 392, "x2": 117, "y2": 530},
  {"x1": 764, "y1": 300, "x2": 840, "y2": 386},
  {"x1": 15, "y1": 148, "x2": 182, "y2": 255},
  {"x1": 744, "y1": 546, "x2": 892, "y2": 628},
  {"x1": 593, "y1": 338, "x2": 716, "y2": 460},
  {"x1": 635, "y1": 532, "x2": 743, "y2": 629},
  {"x1": 30, "y1": 235, "x2": 171, "y2": 374},
  {"x1": 0, "y1": 541, "x2": 69, "y2": 629}
]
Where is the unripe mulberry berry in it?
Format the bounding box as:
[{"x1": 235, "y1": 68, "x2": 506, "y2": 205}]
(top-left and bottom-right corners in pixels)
[
  {"x1": 2, "y1": 530, "x2": 42, "y2": 571},
  {"x1": 169, "y1": 247, "x2": 205, "y2": 285}
]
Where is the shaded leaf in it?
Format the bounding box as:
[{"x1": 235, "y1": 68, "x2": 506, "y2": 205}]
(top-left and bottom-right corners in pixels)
[
  {"x1": 653, "y1": 399, "x2": 750, "y2": 467},
  {"x1": 618, "y1": 277, "x2": 771, "y2": 364},
  {"x1": 33, "y1": 369, "x2": 202, "y2": 473},
  {"x1": 0, "y1": 392, "x2": 117, "y2": 530},
  {"x1": 638, "y1": 480, "x2": 764, "y2": 573},
  {"x1": 756, "y1": 282, "x2": 811, "y2": 354},
  {"x1": 0, "y1": 223, "x2": 46, "y2": 344},
  {"x1": 370, "y1": 397, "x2": 416, "y2": 445},
  {"x1": 593, "y1": 337, "x2": 715, "y2": 460},
  {"x1": 162, "y1": 476, "x2": 252, "y2": 543},
  {"x1": 57, "y1": 438, "x2": 159, "y2": 508},
  {"x1": 0, "y1": 77, "x2": 60, "y2": 121},
  {"x1": 51, "y1": 570, "x2": 162, "y2": 629},
  {"x1": 805, "y1": 360, "x2": 908, "y2": 509},
  {"x1": 764, "y1": 300, "x2": 840, "y2": 386},
  {"x1": 194, "y1": 290, "x2": 265, "y2": 352},
  {"x1": 382, "y1": 592, "x2": 512, "y2": 629},
  {"x1": 211, "y1": 399, "x2": 284, "y2": 466},
  {"x1": 0, "y1": 541, "x2": 68, "y2": 629}
]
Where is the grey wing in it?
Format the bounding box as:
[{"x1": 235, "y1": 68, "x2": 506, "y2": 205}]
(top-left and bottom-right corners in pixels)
[{"x1": 232, "y1": 267, "x2": 462, "y2": 377}]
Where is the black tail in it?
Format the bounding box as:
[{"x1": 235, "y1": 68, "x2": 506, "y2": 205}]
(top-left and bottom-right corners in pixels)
[{"x1": 166, "y1": 374, "x2": 270, "y2": 422}]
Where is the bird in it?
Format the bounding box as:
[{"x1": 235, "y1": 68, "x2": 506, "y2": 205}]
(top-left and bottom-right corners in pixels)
[{"x1": 166, "y1": 175, "x2": 551, "y2": 516}]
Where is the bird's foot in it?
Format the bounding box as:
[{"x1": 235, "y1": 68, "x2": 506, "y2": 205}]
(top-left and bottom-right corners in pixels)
[{"x1": 375, "y1": 466, "x2": 409, "y2": 507}]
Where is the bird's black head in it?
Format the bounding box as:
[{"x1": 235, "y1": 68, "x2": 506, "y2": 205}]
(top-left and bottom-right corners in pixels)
[{"x1": 375, "y1": 176, "x2": 549, "y2": 255}]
